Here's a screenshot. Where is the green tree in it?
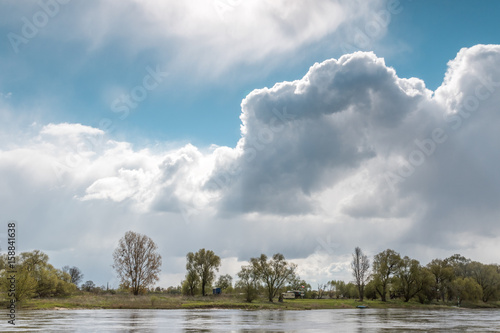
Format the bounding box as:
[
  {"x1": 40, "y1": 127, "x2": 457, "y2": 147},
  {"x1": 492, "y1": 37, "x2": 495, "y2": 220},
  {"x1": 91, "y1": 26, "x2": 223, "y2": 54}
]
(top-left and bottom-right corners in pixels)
[
  {"x1": 216, "y1": 274, "x2": 233, "y2": 292},
  {"x1": 372, "y1": 249, "x2": 401, "y2": 301},
  {"x1": 427, "y1": 259, "x2": 454, "y2": 302},
  {"x1": 236, "y1": 265, "x2": 260, "y2": 302},
  {"x1": 250, "y1": 253, "x2": 297, "y2": 302},
  {"x1": 81, "y1": 280, "x2": 96, "y2": 292},
  {"x1": 19, "y1": 250, "x2": 75, "y2": 297},
  {"x1": 330, "y1": 280, "x2": 347, "y2": 299},
  {"x1": 351, "y1": 246, "x2": 370, "y2": 301},
  {"x1": 468, "y1": 261, "x2": 500, "y2": 302},
  {"x1": 181, "y1": 270, "x2": 199, "y2": 296},
  {"x1": 445, "y1": 254, "x2": 471, "y2": 278},
  {"x1": 394, "y1": 256, "x2": 428, "y2": 302},
  {"x1": 1, "y1": 251, "x2": 76, "y2": 300},
  {"x1": 112, "y1": 231, "x2": 162, "y2": 295},
  {"x1": 416, "y1": 267, "x2": 435, "y2": 304},
  {"x1": 364, "y1": 279, "x2": 378, "y2": 300},
  {"x1": 345, "y1": 282, "x2": 360, "y2": 299},
  {"x1": 450, "y1": 277, "x2": 482, "y2": 305},
  {"x1": 186, "y1": 249, "x2": 221, "y2": 296},
  {"x1": 0, "y1": 266, "x2": 37, "y2": 302}
]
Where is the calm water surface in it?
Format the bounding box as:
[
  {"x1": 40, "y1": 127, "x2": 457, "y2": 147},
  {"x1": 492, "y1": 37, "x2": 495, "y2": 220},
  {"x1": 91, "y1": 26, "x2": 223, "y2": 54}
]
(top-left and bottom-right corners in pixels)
[{"x1": 1, "y1": 308, "x2": 500, "y2": 332}]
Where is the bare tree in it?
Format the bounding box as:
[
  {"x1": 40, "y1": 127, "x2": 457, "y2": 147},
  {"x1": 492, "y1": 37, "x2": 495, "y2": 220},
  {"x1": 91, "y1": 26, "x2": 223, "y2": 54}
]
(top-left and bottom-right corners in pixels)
[
  {"x1": 112, "y1": 231, "x2": 162, "y2": 295},
  {"x1": 351, "y1": 246, "x2": 370, "y2": 301},
  {"x1": 317, "y1": 283, "x2": 326, "y2": 299}
]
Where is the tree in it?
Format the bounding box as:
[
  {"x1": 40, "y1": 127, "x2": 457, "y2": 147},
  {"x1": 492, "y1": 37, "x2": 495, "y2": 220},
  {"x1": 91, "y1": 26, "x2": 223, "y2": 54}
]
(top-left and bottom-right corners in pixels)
[
  {"x1": 62, "y1": 266, "x2": 84, "y2": 286},
  {"x1": 186, "y1": 249, "x2": 221, "y2": 296},
  {"x1": 351, "y1": 246, "x2": 370, "y2": 301},
  {"x1": 217, "y1": 274, "x2": 233, "y2": 291},
  {"x1": 317, "y1": 283, "x2": 327, "y2": 299},
  {"x1": 416, "y1": 268, "x2": 436, "y2": 304},
  {"x1": 81, "y1": 280, "x2": 96, "y2": 292},
  {"x1": 345, "y1": 282, "x2": 360, "y2": 299},
  {"x1": 450, "y1": 277, "x2": 482, "y2": 305},
  {"x1": 427, "y1": 259, "x2": 454, "y2": 302},
  {"x1": 236, "y1": 265, "x2": 260, "y2": 302},
  {"x1": 330, "y1": 280, "x2": 347, "y2": 298},
  {"x1": 6, "y1": 250, "x2": 76, "y2": 298},
  {"x1": 468, "y1": 261, "x2": 500, "y2": 302},
  {"x1": 445, "y1": 254, "x2": 471, "y2": 278},
  {"x1": 182, "y1": 268, "x2": 199, "y2": 296},
  {"x1": 287, "y1": 277, "x2": 310, "y2": 297},
  {"x1": 112, "y1": 231, "x2": 162, "y2": 295},
  {"x1": 250, "y1": 253, "x2": 297, "y2": 302},
  {"x1": 394, "y1": 256, "x2": 427, "y2": 302},
  {"x1": 364, "y1": 279, "x2": 378, "y2": 300},
  {"x1": 0, "y1": 266, "x2": 37, "y2": 302},
  {"x1": 372, "y1": 249, "x2": 401, "y2": 301}
]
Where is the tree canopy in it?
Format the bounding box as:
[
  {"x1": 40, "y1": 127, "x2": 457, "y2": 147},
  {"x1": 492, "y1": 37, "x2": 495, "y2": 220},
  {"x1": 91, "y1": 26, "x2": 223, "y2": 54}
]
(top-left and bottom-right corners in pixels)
[
  {"x1": 186, "y1": 249, "x2": 221, "y2": 296},
  {"x1": 112, "y1": 231, "x2": 162, "y2": 295}
]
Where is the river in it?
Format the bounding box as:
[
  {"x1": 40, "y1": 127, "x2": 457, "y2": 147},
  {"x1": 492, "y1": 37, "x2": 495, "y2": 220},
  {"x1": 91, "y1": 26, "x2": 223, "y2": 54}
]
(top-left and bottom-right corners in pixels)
[{"x1": 1, "y1": 308, "x2": 500, "y2": 332}]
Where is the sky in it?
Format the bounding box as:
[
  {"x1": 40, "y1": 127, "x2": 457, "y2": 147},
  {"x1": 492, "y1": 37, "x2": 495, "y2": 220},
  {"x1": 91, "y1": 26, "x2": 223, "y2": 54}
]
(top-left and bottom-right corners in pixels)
[{"x1": 1, "y1": 0, "x2": 500, "y2": 289}]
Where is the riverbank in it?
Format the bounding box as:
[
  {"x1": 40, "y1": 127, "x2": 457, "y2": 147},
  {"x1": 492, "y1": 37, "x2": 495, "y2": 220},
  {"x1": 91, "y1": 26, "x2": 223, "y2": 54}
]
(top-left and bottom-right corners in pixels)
[{"x1": 9, "y1": 294, "x2": 500, "y2": 310}]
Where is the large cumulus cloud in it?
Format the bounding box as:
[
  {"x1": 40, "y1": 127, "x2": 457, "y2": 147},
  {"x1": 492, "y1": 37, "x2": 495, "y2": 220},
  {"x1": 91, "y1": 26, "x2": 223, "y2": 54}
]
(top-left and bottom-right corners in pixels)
[{"x1": 213, "y1": 51, "x2": 431, "y2": 214}]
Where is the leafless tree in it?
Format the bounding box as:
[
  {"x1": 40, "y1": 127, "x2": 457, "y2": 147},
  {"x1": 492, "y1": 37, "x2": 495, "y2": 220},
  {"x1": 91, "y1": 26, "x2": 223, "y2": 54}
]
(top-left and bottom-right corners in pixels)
[
  {"x1": 317, "y1": 283, "x2": 326, "y2": 299},
  {"x1": 351, "y1": 246, "x2": 370, "y2": 301},
  {"x1": 113, "y1": 231, "x2": 162, "y2": 295}
]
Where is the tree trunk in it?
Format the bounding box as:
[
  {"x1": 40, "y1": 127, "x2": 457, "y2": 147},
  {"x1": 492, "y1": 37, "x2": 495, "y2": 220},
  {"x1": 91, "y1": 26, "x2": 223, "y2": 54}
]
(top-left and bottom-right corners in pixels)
[{"x1": 359, "y1": 285, "x2": 364, "y2": 301}]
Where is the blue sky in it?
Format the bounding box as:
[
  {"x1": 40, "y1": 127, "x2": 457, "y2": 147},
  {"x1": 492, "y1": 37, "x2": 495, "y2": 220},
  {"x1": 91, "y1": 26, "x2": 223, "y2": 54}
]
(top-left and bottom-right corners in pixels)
[
  {"x1": 1, "y1": 0, "x2": 500, "y2": 288},
  {"x1": 2, "y1": 0, "x2": 498, "y2": 149}
]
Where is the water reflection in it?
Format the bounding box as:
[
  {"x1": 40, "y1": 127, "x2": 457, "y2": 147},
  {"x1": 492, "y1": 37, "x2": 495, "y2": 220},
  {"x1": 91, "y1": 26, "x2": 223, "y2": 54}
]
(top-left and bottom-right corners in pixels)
[{"x1": 1, "y1": 308, "x2": 500, "y2": 332}]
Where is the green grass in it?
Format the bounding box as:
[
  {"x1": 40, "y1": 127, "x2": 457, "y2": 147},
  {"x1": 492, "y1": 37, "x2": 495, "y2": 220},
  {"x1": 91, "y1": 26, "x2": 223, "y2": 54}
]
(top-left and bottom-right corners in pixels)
[{"x1": 7, "y1": 293, "x2": 497, "y2": 310}]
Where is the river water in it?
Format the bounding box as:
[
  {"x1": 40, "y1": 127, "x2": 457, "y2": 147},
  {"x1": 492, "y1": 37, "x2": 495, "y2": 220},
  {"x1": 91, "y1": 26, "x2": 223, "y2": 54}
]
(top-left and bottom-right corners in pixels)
[{"x1": 1, "y1": 308, "x2": 500, "y2": 332}]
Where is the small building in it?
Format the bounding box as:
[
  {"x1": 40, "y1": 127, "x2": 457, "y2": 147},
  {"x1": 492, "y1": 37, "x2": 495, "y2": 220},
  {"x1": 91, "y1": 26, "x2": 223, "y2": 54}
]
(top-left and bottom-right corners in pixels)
[
  {"x1": 282, "y1": 292, "x2": 295, "y2": 299},
  {"x1": 213, "y1": 288, "x2": 221, "y2": 295}
]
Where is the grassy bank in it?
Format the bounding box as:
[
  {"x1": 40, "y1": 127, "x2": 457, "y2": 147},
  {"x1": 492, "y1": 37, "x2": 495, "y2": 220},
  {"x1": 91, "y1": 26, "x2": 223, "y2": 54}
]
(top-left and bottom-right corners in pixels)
[{"x1": 6, "y1": 294, "x2": 499, "y2": 310}]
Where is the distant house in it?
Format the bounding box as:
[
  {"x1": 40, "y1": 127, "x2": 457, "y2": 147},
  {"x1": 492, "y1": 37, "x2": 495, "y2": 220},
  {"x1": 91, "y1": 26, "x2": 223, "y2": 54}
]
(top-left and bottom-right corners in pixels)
[
  {"x1": 282, "y1": 292, "x2": 295, "y2": 299},
  {"x1": 281, "y1": 290, "x2": 304, "y2": 299}
]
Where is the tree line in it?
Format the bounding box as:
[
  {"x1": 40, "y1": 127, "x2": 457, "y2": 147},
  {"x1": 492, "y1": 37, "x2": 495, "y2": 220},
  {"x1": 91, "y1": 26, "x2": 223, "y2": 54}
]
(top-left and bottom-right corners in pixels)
[
  {"x1": 351, "y1": 247, "x2": 500, "y2": 305},
  {"x1": 2, "y1": 231, "x2": 499, "y2": 306}
]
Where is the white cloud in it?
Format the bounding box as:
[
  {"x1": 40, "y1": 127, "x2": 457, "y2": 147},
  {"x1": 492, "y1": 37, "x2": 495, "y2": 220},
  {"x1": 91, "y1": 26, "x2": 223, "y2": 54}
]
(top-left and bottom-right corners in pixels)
[
  {"x1": 1, "y1": 45, "x2": 500, "y2": 287},
  {"x1": 2, "y1": 0, "x2": 388, "y2": 76}
]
